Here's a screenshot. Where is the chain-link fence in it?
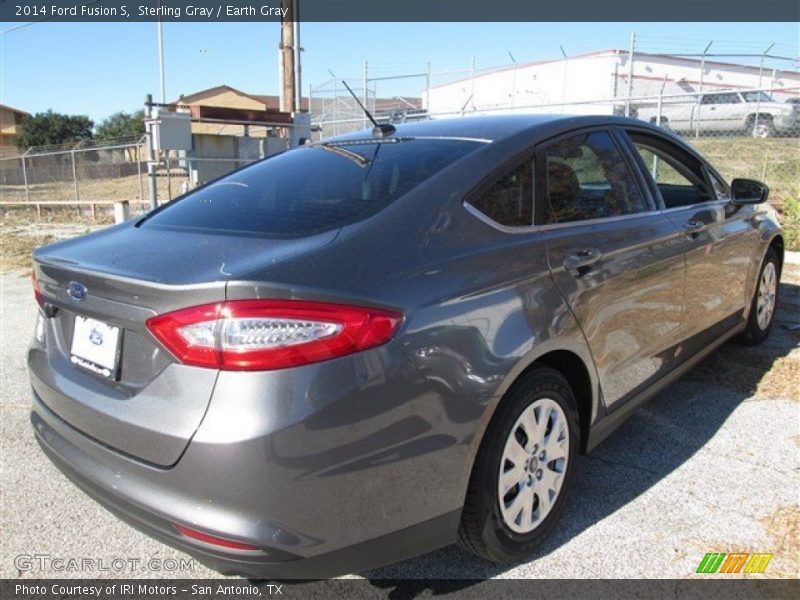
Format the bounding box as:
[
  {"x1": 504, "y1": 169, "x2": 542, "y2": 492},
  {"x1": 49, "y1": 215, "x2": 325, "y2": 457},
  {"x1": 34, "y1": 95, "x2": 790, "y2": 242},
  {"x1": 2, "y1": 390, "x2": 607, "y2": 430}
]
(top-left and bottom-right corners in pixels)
[
  {"x1": 0, "y1": 126, "x2": 291, "y2": 220},
  {"x1": 0, "y1": 139, "x2": 149, "y2": 219}
]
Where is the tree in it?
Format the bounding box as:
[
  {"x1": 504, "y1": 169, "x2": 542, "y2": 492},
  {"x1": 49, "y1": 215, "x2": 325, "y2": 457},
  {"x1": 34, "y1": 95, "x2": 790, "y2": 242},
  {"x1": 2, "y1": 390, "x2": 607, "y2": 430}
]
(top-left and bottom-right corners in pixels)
[
  {"x1": 95, "y1": 110, "x2": 146, "y2": 141},
  {"x1": 14, "y1": 110, "x2": 94, "y2": 149}
]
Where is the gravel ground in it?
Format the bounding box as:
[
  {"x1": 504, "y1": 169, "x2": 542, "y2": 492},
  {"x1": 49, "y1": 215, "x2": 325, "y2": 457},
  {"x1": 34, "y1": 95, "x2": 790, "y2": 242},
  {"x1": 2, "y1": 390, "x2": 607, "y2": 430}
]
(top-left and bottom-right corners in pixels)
[{"x1": 1, "y1": 260, "x2": 798, "y2": 582}]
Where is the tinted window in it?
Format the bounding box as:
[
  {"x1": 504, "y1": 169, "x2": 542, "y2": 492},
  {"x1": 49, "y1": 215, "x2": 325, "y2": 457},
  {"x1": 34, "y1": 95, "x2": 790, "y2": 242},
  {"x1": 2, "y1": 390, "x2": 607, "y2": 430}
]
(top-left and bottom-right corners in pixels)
[
  {"x1": 741, "y1": 91, "x2": 773, "y2": 103},
  {"x1": 542, "y1": 131, "x2": 647, "y2": 224},
  {"x1": 628, "y1": 134, "x2": 713, "y2": 208},
  {"x1": 469, "y1": 161, "x2": 533, "y2": 227},
  {"x1": 144, "y1": 139, "x2": 482, "y2": 237}
]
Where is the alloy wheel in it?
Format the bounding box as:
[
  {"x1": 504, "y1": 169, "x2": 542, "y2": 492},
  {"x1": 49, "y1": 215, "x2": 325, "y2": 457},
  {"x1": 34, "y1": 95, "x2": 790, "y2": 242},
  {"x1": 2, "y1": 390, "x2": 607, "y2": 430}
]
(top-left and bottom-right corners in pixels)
[
  {"x1": 497, "y1": 397, "x2": 569, "y2": 534},
  {"x1": 756, "y1": 262, "x2": 777, "y2": 330}
]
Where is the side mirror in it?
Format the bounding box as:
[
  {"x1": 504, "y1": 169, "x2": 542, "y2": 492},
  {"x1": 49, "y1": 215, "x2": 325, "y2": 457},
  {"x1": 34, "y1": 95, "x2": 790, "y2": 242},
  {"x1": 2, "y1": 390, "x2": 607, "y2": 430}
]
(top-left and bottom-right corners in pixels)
[{"x1": 731, "y1": 178, "x2": 769, "y2": 205}]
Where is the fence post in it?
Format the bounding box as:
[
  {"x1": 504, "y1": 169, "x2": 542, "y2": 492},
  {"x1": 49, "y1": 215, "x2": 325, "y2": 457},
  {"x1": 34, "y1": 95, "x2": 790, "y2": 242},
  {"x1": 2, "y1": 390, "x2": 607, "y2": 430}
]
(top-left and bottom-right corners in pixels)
[
  {"x1": 753, "y1": 43, "x2": 774, "y2": 137},
  {"x1": 425, "y1": 61, "x2": 431, "y2": 111},
  {"x1": 71, "y1": 149, "x2": 80, "y2": 217},
  {"x1": 625, "y1": 31, "x2": 636, "y2": 117},
  {"x1": 167, "y1": 155, "x2": 172, "y2": 200},
  {"x1": 470, "y1": 55, "x2": 476, "y2": 112},
  {"x1": 21, "y1": 153, "x2": 31, "y2": 204},
  {"x1": 136, "y1": 143, "x2": 144, "y2": 200},
  {"x1": 696, "y1": 41, "x2": 712, "y2": 139},
  {"x1": 363, "y1": 61, "x2": 369, "y2": 128}
]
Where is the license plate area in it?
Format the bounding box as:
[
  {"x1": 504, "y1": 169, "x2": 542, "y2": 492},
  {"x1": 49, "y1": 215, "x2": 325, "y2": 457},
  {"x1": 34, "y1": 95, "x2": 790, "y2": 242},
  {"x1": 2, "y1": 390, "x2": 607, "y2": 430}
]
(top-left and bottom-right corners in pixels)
[{"x1": 70, "y1": 315, "x2": 122, "y2": 380}]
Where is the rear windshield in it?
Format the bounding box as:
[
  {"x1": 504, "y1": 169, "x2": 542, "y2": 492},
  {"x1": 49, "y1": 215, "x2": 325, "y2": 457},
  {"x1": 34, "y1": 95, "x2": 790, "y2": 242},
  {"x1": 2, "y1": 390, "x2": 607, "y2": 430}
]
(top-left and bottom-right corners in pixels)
[{"x1": 143, "y1": 138, "x2": 483, "y2": 237}]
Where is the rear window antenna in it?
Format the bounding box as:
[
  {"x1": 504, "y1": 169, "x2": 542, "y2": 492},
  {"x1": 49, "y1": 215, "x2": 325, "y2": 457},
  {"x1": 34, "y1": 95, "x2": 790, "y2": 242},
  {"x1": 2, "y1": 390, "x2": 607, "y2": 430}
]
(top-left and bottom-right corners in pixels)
[{"x1": 340, "y1": 79, "x2": 396, "y2": 138}]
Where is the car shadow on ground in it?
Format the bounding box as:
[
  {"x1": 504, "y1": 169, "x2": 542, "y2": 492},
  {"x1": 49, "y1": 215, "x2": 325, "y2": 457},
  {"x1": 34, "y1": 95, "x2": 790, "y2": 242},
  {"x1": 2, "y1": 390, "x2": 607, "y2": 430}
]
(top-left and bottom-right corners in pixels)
[{"x1": 357, "y1": 280, "x2": 800, "y2": 593}]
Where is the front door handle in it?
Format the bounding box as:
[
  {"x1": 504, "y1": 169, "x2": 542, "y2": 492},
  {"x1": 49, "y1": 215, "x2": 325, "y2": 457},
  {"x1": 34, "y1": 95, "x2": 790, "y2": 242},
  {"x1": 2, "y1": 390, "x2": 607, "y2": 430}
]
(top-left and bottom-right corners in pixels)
[
  {"x1": 563, "y1": 248, "x2": 603, "y2": 274},
  {"x1": 683, "y1": 220, "x2": 705, "y2": 236}
]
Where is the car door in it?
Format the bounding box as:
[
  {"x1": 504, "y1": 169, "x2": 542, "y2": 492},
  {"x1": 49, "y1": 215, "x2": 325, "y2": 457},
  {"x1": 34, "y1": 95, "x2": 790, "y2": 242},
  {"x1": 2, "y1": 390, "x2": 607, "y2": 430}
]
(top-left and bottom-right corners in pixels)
[
  {"x1": 698, "y1": 92, "x2": 742, "y2": 133},
  {"x1": 537, "y1": 128, "x2": 687, "y2": 410},
  {"x1": 622, "y1": 128, "x2": 758, "y2": 349}
]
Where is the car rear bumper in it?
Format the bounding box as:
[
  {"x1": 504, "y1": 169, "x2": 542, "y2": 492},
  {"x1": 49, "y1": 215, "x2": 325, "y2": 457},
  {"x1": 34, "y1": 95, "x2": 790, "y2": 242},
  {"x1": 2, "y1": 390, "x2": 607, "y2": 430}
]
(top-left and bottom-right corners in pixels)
[
  {"x1": 29, "y1": 335, "x2": 469, "y2": 578},
  {"x1": 33, "y1": 405, "x2": 459, "y2": 579}
]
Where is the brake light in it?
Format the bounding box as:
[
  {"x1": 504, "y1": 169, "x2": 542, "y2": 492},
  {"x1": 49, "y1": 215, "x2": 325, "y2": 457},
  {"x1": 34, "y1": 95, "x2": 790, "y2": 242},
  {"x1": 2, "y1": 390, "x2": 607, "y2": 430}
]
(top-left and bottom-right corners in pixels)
[
  {"x1": 146, "y1": 300, "x2": 403, "y2": 371},
  {"x1": 31, "y1": 271, "x2": 45, "y2": 309}
]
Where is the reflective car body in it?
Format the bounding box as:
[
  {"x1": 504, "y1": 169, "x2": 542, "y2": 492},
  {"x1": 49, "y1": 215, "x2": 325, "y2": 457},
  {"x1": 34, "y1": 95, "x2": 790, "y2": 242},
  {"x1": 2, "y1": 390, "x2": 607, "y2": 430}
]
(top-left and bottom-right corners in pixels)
[{"x1": 28, "y1": 115, "x2": 783, "y2": 577}]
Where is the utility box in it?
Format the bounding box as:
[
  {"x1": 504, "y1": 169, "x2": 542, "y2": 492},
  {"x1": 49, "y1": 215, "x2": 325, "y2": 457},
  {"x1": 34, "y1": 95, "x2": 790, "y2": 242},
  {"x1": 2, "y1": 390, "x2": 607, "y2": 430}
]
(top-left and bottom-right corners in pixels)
[
  {"x1": 152, "y1": 109, "x2": 192, "y2": 152},
  {"x1": 290, "y1": 112, "x2": 312, "y2": 148}
]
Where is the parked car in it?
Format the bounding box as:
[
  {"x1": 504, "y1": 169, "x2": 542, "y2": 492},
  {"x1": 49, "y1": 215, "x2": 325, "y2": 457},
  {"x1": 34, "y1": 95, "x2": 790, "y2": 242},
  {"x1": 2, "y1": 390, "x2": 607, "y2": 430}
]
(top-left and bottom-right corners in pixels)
[
  {"x1": 29, "y1": 115, "x2": 783, "y2": 578},
  {"x1": 637, "y1": 91, "x2": 798, "y2": 137}
]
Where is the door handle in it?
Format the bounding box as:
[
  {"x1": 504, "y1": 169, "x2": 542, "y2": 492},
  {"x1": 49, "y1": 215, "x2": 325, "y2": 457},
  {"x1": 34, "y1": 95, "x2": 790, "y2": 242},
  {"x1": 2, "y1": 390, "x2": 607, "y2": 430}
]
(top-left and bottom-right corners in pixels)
[
  {"x1": 563, "y1": 248, "x2": 603, "y2": 274},
  {"x1": 683, "y1": 220, "x2": 705, "y2": 235}
]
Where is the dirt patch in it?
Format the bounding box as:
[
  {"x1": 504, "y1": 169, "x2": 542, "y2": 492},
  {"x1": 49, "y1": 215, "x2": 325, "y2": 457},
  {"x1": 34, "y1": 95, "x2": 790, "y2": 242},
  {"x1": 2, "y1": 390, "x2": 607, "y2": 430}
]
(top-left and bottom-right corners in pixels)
[{"x1": 759, "y1": 505, "x2": 800, "y2": 578}]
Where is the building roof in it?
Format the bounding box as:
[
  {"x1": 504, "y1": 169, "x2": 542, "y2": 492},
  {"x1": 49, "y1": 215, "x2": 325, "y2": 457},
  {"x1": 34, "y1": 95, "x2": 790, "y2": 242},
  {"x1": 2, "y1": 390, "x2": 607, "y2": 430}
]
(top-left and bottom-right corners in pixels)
[
  {"x1": 175, "y1": 85, "x2": 310, "y2": 111},
  {"x1": 0, "y1": 103, "x2": 30, "y2": 116},
  {"x1": 430, "y1": 49, "x2": 800, "y2": 90}
]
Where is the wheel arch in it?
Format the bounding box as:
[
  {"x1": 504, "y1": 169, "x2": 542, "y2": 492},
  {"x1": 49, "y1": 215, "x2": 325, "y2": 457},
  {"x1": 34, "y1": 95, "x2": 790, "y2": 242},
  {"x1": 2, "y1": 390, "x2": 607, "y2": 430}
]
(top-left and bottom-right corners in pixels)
[
  {"x1": 468, "y1": 340, "x2": 600, "y2": 470},
  {"x1": 769, "y1": 234, "x2": 784, "y2": 274}
]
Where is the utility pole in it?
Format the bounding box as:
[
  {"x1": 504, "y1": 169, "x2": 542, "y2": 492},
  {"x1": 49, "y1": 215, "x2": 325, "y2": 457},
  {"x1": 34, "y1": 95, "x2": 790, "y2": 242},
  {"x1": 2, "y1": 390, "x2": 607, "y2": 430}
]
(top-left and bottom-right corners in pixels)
[
  {"x1": 157, "y1": 20, "x2": 166, "y2": 103},
  {"x1": 280, "y1": 0, "x2": 296, "y2": 112}
]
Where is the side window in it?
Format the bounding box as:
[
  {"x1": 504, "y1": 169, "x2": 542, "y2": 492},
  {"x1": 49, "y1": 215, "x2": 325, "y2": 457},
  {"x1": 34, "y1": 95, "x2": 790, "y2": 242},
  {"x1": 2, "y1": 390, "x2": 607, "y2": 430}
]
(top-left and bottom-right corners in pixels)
[
  {"x1": 469, "y1": 161, "x2": 533, "y2": 227},
  {"x1": 628, "y1": 134, "x2": 713, "y2": 208},
  {"x1": 542, "y1": 131, "x2": 647, "y2": 225}
]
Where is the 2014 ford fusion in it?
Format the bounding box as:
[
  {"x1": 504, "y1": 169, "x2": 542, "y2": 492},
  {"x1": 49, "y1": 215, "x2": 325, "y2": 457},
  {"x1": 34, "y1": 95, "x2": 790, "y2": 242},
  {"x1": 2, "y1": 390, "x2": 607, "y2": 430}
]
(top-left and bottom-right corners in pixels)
[{"x1": 28, "y1": 115, "x2": 782, "y2": 577}]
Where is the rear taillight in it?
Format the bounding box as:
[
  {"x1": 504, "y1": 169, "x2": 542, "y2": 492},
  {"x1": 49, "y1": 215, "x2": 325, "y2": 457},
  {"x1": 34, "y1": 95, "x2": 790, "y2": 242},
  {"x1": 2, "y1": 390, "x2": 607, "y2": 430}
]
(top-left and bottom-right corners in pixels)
[
  {"x1": 146, "y1": 300, "x2": 403, "y2": 371},
  {"x1": 31, "y1": 271, "x2": 45, "y2": 309}
]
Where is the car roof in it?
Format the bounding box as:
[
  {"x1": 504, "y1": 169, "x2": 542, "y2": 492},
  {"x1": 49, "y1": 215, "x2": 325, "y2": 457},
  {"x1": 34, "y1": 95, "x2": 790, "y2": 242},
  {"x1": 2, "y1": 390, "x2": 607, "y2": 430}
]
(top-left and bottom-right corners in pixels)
[{"x1": 325, "y1": 114, "x2": 648, "y2": 144}]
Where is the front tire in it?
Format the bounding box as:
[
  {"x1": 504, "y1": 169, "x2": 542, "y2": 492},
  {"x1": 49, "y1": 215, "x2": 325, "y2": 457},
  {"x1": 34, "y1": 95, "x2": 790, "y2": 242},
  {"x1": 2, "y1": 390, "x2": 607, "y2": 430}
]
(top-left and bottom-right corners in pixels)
[
  {"x1": 739, "y1": 247, "x2": 780, "y2": 345},
  {"x1": 458, "y1": 367, "x2": 579, "y2": 563}
]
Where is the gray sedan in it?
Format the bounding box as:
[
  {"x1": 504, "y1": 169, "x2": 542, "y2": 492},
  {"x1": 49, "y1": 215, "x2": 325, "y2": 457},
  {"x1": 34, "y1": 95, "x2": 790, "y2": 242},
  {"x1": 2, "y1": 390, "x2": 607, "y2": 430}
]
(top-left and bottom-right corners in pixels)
[{"x1": 28, "y1": 115, "x2": 783, "y2": 578}]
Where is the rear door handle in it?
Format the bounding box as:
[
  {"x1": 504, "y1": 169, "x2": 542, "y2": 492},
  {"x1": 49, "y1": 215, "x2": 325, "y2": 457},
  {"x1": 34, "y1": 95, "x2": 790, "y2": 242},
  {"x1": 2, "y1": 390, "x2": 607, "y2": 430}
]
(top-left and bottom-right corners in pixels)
[
  {"x1": 683, "y1": 220, "x2": 705, "y2": 235},
  {"x1": 563, "y1": 248, "x2": 603, "y2": 273}
]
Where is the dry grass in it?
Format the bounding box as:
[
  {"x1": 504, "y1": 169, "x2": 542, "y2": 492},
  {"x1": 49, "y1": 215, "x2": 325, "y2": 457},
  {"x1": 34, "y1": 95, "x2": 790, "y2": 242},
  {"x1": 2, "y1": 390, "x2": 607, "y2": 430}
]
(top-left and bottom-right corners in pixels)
[
  {"x1": 0, "y1": 208, "x2": 113, "y2": 271},
  {"x1": 0, "y1": 172, "x2": 182, "y2": 204},
  {"x1": 759, "y1": 505, "x2": 800, "y2": 578},
  {"x1": 691, "y1": 137, "x2": 799, "y2": 207}
]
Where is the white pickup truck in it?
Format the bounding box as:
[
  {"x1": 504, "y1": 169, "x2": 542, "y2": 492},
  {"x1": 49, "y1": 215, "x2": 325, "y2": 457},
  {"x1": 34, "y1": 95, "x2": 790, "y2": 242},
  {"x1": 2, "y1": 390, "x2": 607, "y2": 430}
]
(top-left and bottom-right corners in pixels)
[{"x1": 636, "y1": 91, "x2": 798, "y2": 138}]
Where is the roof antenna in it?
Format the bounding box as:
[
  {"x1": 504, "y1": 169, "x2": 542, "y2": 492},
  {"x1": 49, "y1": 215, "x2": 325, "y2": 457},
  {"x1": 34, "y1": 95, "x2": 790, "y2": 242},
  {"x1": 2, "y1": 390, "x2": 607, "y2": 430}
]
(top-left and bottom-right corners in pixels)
[{"x1": 340, "y1": 79, "x2": 396, "y2": 138}]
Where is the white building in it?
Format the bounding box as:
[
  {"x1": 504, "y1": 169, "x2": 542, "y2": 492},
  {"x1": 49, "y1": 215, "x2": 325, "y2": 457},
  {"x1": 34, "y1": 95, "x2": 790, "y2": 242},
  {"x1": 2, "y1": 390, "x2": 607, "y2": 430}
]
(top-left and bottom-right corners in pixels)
[{"x1": 425, "y1": 49, "x2": 800, "y2": 117}]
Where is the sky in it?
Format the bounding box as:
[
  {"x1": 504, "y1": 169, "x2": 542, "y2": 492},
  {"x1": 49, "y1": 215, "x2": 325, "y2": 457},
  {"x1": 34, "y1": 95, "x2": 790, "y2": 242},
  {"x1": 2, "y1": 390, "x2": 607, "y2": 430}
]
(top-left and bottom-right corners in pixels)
[{"x1": 1, "y1": 21, "x2": 797, "y2": 123}]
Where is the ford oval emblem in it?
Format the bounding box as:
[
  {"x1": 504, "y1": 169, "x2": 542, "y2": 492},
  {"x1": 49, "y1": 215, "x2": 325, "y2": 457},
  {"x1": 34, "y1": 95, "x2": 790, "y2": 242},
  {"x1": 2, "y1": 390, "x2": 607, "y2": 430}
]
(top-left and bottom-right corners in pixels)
[{"x1": 67, "y1": 281, "x2": 87, "y2": 302}]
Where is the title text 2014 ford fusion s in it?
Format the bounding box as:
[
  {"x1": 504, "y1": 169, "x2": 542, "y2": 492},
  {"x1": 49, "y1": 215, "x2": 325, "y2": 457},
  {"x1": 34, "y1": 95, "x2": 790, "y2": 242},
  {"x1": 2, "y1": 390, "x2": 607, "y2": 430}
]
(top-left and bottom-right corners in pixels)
[{"x1": 28, "y1": 115, "x2": 782, "y2": 577}]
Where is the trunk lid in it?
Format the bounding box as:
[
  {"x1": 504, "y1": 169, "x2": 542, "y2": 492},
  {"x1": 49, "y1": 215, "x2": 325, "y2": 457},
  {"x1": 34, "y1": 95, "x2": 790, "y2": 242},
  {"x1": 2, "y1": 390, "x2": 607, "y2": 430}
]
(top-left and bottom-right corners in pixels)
[{"x1": 29, "y1": 222, "x2": 338, "y2": 466}]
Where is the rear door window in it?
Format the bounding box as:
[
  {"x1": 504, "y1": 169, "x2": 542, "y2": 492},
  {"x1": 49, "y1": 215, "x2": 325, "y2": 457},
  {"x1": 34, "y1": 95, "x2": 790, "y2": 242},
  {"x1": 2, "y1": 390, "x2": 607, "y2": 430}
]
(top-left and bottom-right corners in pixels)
[
  {"x1": 143, "y1": 138, "x2": 482, "y2": 237},
  {"x1": 468, "y1": 161, "x2": 533, "y2": 227},
  {"x1": 540, "y1": 130, "x2": 648, "y2": 225}
]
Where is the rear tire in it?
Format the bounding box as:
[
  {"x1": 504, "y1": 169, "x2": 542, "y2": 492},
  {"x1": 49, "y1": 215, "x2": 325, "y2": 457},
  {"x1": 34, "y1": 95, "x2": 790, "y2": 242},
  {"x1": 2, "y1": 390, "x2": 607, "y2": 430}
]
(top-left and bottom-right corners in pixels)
[
  {"x1": 749, "y1": 115, "x2": 775, "y2": 138},
  {"x1": 739, "y1": 247, "x2": 779, "y2": 346},
  {"x1": 458, "y1": 367, "x2": 579, "y2": 563}
]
